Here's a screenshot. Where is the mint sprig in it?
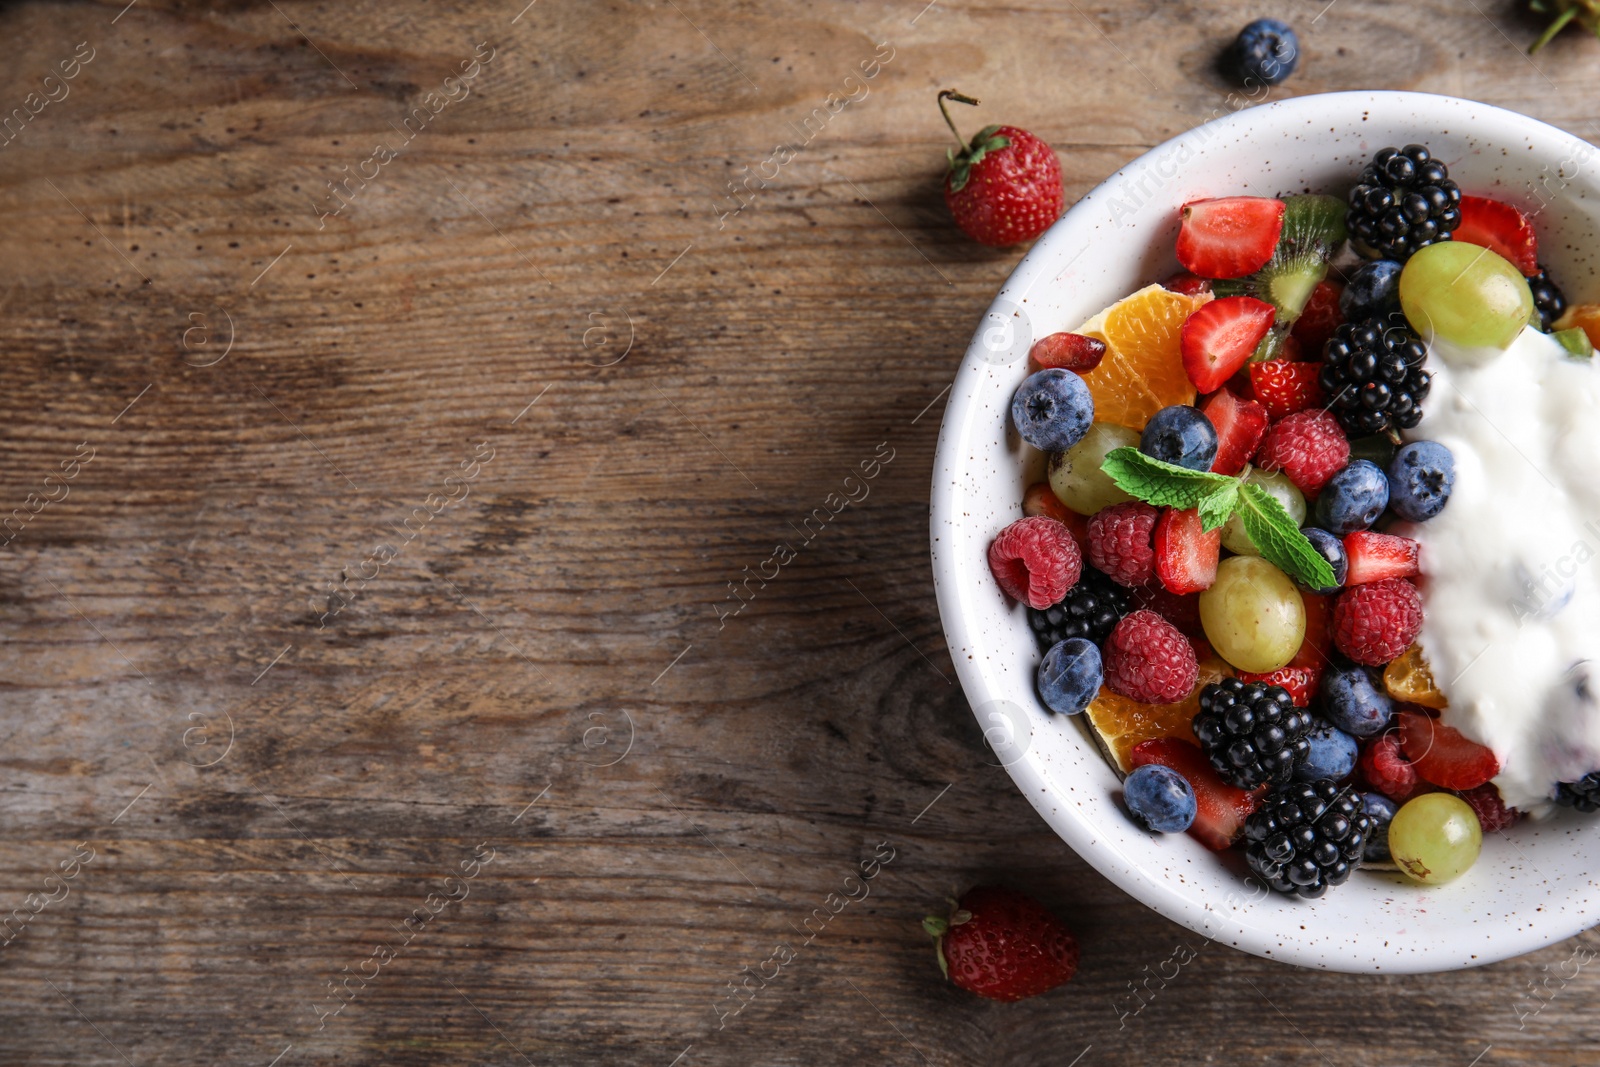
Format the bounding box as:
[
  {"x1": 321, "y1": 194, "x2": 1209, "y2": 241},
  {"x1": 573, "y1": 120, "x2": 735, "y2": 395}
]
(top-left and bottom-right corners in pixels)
[{"x1": 1098, "y1": 447, "x2": 1337, "y2": 590}]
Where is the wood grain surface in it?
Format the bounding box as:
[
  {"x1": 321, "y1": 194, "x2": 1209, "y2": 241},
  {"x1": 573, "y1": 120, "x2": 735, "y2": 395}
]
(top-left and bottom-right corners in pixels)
[{"x1": 1, "y1": 0, "x2": 1598, "y2": 1064}]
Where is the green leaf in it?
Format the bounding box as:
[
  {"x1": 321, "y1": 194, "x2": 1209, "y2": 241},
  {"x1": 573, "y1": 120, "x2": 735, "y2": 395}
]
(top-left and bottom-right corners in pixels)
[
  {"x1": 1099, "y1": 447, "x2": 1235, "y2": 509},
  {"x1": 1197, "y1": 482, "x2": 1239, "y2": 532},
  {"x1": 1236, "y1": 482, "x2": 1337, "y2": 589}
]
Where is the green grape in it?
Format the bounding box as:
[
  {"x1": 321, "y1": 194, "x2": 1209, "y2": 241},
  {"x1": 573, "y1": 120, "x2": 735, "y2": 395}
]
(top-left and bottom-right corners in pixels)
[
  {"x1": 1389, "y1": 793, "x2": 1482, "y2": 885},
  {"x1": 1220, "y1": 468, "x2": 1306, "y2": 556},
  {"x1": 1048, "y1": 422, "x2": 1138, "y2": 515},
  {"x1": 1398, "y1": 241, "x2": 1534, "y2": 365},
  {"x1": 1198, "y1": 556, "x2": 1306, "y2": 673}
]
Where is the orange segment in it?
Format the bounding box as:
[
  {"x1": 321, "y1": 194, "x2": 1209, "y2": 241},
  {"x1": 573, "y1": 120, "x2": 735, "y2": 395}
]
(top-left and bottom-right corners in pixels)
[
  {"x1": 1555, "y1": 303, "x2": 1600, "y2": 349},
  {"x1": 1384, "y1": 643, "x2": 1447, "y2": 709},
  {"x1": 1085, "y1": 654, "x2": 1233, "y2": 772},
  {"x1": 1074, "y1": 284, "x2": 1209, "y2": 431}
]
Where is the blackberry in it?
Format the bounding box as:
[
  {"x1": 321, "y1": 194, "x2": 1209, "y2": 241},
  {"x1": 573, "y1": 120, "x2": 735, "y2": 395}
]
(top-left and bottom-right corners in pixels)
[
  {"x1": 1529, "y1": 265, "x2": 1568, "y2": 332},
  {"x1": 1192, "y1": 678, "x2": 1312, "y2": 789},
  {"x1": 1346, "y1": 144, "x2": 1461, "y2": 262},
  {"x1": 1026, "y1": 566, "x2": 1130, "y2": 651},
  {"x1": 1554, "y1": 771, "x2": 1600, "y2": 813},
  {"x1": 1244, "y1": 779, "x2": 1372, "y2": 899},
  {"x1": 1319, "y1": 314, "x2": 1431, "y2": 436}
]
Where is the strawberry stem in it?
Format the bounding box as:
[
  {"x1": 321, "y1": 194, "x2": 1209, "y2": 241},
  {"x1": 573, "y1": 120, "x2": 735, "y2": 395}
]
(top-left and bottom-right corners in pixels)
[{"x1": 937, "y1": 89, "x2": 980, "y2": 147}]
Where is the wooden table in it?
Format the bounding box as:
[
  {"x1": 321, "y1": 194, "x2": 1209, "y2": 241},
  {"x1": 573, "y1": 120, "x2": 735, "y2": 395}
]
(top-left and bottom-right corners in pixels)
[{"x1": 2, "y1": 0, "x2": 1598, "y2": 1063}]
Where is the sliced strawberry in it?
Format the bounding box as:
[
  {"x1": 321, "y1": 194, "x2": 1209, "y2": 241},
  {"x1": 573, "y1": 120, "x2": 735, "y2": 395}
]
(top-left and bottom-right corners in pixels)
[
  {"x1": 1201, "y1": 389, "x2": 1269, "y2": 476},
  {"x1": 1343, "y1": 530, "x2": 1420, "y2": 586},
  {"x1": 1176, "y1": 196, "x2": 1285, "y2": 280},
  {"x1": 1290, "y1": 279, "x2": 1344, "y2": 354},
  {"x1": 1248, "y1": 360, "x2": 1326, "y2": 419},
  {"x1": 1163, "y1": 271, "x2": 1213, "y2": 297},
  {"x1": 1358, "y1": 729, "x2": 1422, "y2": 802},
  {"x1": 1022, "y1": 483, "x2": 1089, "y2": 548},
  {"x1": 1290, "y1": 590, "x2": 1334, "y2": 669},
  {"x1": 1238, "y1": 665, "x2": 1322, "y2": 707},
  {"x1": 1130, "y1": 737, "x2": 1262, "y2": 851},
  {"x1": 1030, "y1": 331, "x2": 1107, "y2": 372},
  {"x1": 1153, "y1": 508, "x2": 1222, "y2": 595},
  {"x1": 1454, "y1": 195, "x2": 1539, "y2": 277},
  {"x1": 1181, "y1": 296, "x2": 1276, "y2": 393},
  {"x1": 1397, "y1": 709, "x2": 1499, "y2": 791}
]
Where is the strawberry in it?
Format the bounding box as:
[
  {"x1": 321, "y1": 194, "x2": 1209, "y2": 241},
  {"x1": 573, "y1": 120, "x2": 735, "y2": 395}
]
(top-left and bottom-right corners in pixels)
[
  {"x1": 1153, "y1": 507, "x2": 1222, "y2": 594},
  {"x1": 1163, "y1": 271, "x2": 1213, "y2": 297},
  {"x1": 1238, "y1": 665, "x2": 1321, "y2": 707},
  {"x1": 1175, "y1": 196, "x2": 1285, "y2": 279},
  {"x1": 1454, "y1": 195, "x2": 1539, "y2": 277},
  {"x1": 1396, "y1": 709, "x2": 1499, "y2": 791},
  {"x1": 1248, "y1": 360, "x2": 1327, "y2": 419},
  {"x1": 1130, "y1": 737, "x2": 1262, "y2": 850},
  {"x1": 1201, "y1": 389, "x2": 1269, "y2": 475},
  {"x1": 924, "y1": 886, "x2": 1078, "y2": 1002},
  {"x1": 939, "y1": 91, "x2": 1063, "y2": 247},
  {"x1": 1022, "y1": 483, "x2": 1089, "y2": 548},
  {"x1": 1343, "y1": 530, "x2": 1420, "y2": 586},
  {"x1": 1291, "y1": 590, "x2": 1334, "y2": 669},
  {"x1": 1030, "y1": 331, "x2": 1107, "y2": 372},
  {"x1": 1290, "y1": 279, "x2": 1344, "y2": 354},
  {"x1": 1180, "y1": 296, "x2": 1277, "y2": 393}
]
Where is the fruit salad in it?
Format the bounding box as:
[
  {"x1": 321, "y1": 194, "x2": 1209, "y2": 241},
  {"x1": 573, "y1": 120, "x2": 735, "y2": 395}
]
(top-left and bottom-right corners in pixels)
[{"x1": 987, "y1": 143, "x2": 1600, "y2": 899}]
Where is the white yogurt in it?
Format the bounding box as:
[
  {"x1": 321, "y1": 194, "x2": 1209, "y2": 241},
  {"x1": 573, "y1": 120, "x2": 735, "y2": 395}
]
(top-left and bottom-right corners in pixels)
[{"x1": 1408, "y1": 326, "x2": 1600, "y2": 812}]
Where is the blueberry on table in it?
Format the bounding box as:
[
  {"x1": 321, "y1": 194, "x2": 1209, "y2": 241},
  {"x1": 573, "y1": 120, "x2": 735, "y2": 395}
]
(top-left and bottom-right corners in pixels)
[
  {"x1": 1138, "y1": 404, "x2": 1218, "y2": 472},
  {"x1": 1230, "y1": 18, "x2": 1300, "y2": 87},
  {"x1": 1298, "y1": 527, "x2": 1348, "y2": 593},
  {"x1": 1386, "y1": 440, "x2": 1454, "y2": 522},
  {"x1": 1314, "y1": 460, "x2": 1390, "y2": 535},
  {"x1": 1036, "y1": 637, "x2": 1103, "y2": 716},
  {"x1": 1123, "y1": 763, "x2": 1197, "y2": 834},
  {"x1": 1319, "y1": 663, "x2": 1395, "y2": 737},
  {"x1": 1011, "y1": 368, "x2": 1094, "y2": 452}
]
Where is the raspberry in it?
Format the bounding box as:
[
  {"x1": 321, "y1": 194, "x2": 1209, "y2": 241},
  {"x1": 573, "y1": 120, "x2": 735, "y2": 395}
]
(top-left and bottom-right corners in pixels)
[
  {"x1": 1358, "y1": 730, "x2": 1419, "y2": 802},
  {"x1": 1253, "y1": 409, "x2": 1350, "y2": 495},
  {"x1": 987, "y1": 516, "x2": 1083, "y2": 610},
  {"x1": 1103, "y1": 609, "x2": 1198, "y2": 704},
  {"x1": 1086, "y1": 501, "x2": 1158, "y2": 588},
  {"x1": 1456, "y1": 783, "x2": 1519, "y2": 833},
  {"x1": 1237, "y1": 665, "x2": 1322, "y2": 707},
  {"x1": 1333, "y1": 578, "x2": 1423, "y2": 666}
]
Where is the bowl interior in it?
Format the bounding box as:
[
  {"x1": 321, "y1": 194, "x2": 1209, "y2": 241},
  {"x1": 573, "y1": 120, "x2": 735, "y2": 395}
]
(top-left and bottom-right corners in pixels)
[{"x1": 931, "y1": 91, "x2": 1600, "y2": 972}]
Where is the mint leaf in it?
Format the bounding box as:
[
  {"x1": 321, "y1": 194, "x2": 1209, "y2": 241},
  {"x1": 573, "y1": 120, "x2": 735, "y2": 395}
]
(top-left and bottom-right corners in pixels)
[
  {"x1": 1099, "y1": 447, "x2": 1235, "y2": 509},
  {"x1": 1236, "y1": 482, "x2": 1337, "y2": 589},
  {"x1": 1197, "y1": 482, "x2": 1239, "y2": 533}
]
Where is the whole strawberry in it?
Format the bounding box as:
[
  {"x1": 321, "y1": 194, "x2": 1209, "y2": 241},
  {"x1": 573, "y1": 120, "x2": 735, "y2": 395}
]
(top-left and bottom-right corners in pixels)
[
  {"x1": 939, "y1": 90, "x2": 1063, "y2": 247},
  {"x1": 923, "y1": 885, "x2": 1078, "y2": 1001}
]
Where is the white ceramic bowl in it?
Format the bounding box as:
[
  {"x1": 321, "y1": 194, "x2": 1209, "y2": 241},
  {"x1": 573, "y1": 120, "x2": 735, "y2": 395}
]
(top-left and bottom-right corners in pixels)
[{"x1": 930, "y1": 91, "x2": 1600, "y2": 973}]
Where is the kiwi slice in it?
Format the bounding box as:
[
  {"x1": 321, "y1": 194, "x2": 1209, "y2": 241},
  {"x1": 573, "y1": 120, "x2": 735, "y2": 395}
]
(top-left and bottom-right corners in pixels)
[{"x1": 1215, "y1": 194, "x2": 1347, "y2": 344}]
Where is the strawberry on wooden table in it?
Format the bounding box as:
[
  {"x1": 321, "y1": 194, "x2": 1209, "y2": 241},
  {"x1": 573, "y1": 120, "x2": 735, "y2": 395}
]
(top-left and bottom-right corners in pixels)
[
  {"x1": 1176, "y1": 196, "x2": 1285, "y2": 279},
  {"x1": 923, "y1": 886, "x2": 1079, "y2": 1002},
  {"x1": 939, "y1": 90, "x2": 1063, "y2": 247}
]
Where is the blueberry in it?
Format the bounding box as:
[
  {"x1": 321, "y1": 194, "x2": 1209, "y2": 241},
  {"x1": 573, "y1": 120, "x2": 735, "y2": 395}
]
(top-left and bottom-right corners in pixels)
[
  {"x1": 1036, "y1": 637, "x2": 1102, "y2": 715},
  {"x1": 1340, "y1": 260, "x2": 1404, "y2": 322},
  {"x1": 1139, "y1": 404, "x2": 1218, "y2": 471},
  {"x1": 1299, "y1": 527, "x2": 1348, "y2": 593},
  {"x1": 1012, "y1": 368, "x2": 1094, "y2": 453},
  {"x1": 1230, "y1": 18, "x2": 1299, "y2": 87},
  {"x1": 1123, "y1": 764, "x2": 1197, "y2": 833},
  {"x1": 1387, "y1": 440, "x2": 1455, "y2": 522},
  {"x1": 1314, "y1": 460, "x2": 1390, "y2": 535},
  {"x1": 1319, "y1": 664, "x2": 1394, "y2": 737},
  {"x1": 1360, "y1": 792, "x2": 1397, "y2": 862},
  {"x1": 1294, "y1": 718, "x2": 1359, "y2": 781}
]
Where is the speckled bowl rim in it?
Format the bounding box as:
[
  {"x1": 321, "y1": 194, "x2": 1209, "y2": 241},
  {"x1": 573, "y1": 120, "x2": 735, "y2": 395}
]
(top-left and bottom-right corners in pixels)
[{"x1": 930, "y1": 90, "x2": 1600, "y2": 973}]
